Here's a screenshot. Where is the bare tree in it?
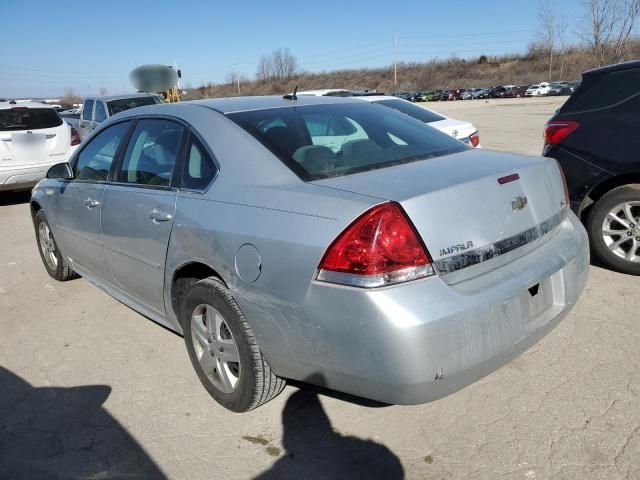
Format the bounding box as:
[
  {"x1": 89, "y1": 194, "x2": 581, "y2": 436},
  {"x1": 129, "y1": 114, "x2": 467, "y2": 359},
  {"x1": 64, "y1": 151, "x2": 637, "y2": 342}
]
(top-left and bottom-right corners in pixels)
[
  {"x1": 538, "y1": 0, "x2": 557, "y2": 80},
  {"x1": 557, "y1": 15, "x2": 569, "y2": 79},
  {"x1": 255, "y1": 48, "x2": 298, "y2": 83},
  {"x1": 60, "y1": 87, "x2": 82, "y2": 107},
  {"x1": 99, "y1": 86, "x2": 108, "y2": 95},
  {"x1": 579, "y1": 0, "x2": 640, "y2": 66}
]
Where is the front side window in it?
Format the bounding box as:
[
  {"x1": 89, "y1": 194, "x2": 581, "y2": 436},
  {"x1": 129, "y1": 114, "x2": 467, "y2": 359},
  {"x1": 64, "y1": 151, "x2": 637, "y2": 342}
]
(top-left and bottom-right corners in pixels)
[
  {"x1": 117, "y1": 119, "x2": 184, "y2": 187},
  {"x1": 182, "y1": 136, "x2": 217, "y2": 190},
  {"x1": 94, "y1": 101, "x2": 107, "y2": 122},
  {"x1": 228, "y1": 103, "x2": 466, "y2": 180},
  {"x1": 82, "y1": 100, "x2": 94, "y2": 121},
  {"x1": 75, "y1": 121, "x2": 130, "y2": 181}
]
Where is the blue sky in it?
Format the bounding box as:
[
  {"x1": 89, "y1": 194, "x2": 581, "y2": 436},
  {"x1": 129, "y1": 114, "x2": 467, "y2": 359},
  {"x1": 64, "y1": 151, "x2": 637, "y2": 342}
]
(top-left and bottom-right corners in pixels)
[{"x1": 1, "y1": 0, "x2": 585, "y2": 98}]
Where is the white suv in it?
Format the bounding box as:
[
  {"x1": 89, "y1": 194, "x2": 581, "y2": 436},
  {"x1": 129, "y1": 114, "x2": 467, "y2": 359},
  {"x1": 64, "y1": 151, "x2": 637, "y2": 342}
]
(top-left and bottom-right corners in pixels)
[{"x1": 0, "y1": 102, "x2": 79, "y2": 191}]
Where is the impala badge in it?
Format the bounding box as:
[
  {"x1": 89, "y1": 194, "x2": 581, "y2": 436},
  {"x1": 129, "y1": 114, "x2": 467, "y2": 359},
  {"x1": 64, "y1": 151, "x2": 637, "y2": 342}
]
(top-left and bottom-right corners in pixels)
[{"x1": 511, "y1": 196, "x2": 528, "y2": 211}]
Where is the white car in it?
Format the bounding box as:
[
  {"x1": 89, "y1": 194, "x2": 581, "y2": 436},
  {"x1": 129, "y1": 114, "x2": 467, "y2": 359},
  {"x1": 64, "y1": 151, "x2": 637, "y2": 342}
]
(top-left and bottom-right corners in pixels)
[
  {"x1": 525, "y1": 82, "x2": 550, "y2": 97},
  {"x1": 0, "y1": 102, "x2": 79, "y2": 191},
  {"x1": 356, "y1": 95, "x2": 481, "y2": 147}
]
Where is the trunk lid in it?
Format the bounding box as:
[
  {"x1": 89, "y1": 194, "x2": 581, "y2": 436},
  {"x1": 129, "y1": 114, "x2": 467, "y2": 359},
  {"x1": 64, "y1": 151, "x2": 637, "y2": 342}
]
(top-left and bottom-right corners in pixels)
[
  {"x1": 429, "y1": 118, "x2": 476, "y2": 143},
  {"x1": 312, "y1": 149, "x2": 567, "y2": 281}
]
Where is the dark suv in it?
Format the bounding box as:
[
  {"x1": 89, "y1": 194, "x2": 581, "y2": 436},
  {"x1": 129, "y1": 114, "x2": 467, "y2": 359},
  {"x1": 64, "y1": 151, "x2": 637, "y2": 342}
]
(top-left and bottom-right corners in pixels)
[{"x1": 544, "y1": 61, "x2": 640, "y2": 275}]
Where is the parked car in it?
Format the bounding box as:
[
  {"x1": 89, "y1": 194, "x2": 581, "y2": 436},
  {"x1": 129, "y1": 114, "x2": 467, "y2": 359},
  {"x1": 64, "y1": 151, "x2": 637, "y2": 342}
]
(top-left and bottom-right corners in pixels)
[
  {"x1": 462, "y1": 88, "x2": 482, "y2": 100},
  {"x1": 427, "y1": 90, "x2": 443, "y2": 101},
  {"x1": 502, "y1": 85, "x2": 529, "y2": 98},
  {"x1": 490, "y1": 86, "x2": 507, "y2": 98},
  {"x1": 568, "y1": 81, "x2": 581, "y2": 93},
  {"x1": 547, "y1": 82, "x2": 572, "y2": 96},
  {"x1": 77, "y1": 93, "x2": 165, "y2": 141},
  {"x1": 448, "y1": 89, "x2": 466, "y2": 101},
  {"x1": 473, "y1": 88, "x2": 491, "y2": 99},
  {"x1": 544, "y1": 60, "x2": 640, "y2": 275},
  {"x1": 0, "y1": 101, "x2": 79, "y2": 191},
  {"x1": 525, "y1": 82, "x2": 551, "y2": 96},
  {"x1": 356, "y1": 95, "x2": 481, "y2": 147},
  {"x1": 31, "y1": 95, "x2": 588, "y2": 412}
]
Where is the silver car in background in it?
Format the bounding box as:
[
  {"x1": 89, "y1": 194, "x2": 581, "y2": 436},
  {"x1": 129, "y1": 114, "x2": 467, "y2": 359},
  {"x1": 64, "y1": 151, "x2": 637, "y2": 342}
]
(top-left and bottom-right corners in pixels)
[{"x1": 30, "y1": 96, "x2": 589, "y2": 412}]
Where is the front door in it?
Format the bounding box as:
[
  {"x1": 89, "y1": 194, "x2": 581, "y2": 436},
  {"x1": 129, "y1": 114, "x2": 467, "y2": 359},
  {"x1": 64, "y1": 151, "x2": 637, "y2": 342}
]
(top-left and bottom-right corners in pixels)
[
  {"x1": 77, "y1": 99, "x2": 95, "y2": 141},
  {"x1": 101, "y1": 118, "x2": 184, "y2": 314},
  {"x1": 53, "y1": 121, "x2": 132, "y2": 277}
]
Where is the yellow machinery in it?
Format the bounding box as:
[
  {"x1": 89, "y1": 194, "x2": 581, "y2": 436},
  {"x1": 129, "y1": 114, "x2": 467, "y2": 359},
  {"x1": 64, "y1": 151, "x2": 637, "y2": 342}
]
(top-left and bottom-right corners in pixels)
[{"x1": 130, "y1": 64, "x2": 182, "y2": 103}]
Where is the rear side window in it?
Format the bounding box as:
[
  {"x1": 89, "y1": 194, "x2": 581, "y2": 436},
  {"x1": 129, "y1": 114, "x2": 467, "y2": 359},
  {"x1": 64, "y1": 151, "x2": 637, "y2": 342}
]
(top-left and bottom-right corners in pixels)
[
  {"x1": 228, "y1": 103, "x2": 466, "y2": 181},
  {"x1": 373, "y1": 99, "x2": 445, "y2": 123},
  {"x1": 564, "y1": 69, "x2": 640, "y2": 113},
  {"x1": 75, "y1": 121, "x2": 130, "y2": 181},
  {"x1": 107, "y1": 96, "x2": 165, "y2": 116},
  {"x1": 0, "y1": 108, "x2": 63, "y2": 131},
  {"x1": 82, "y1": 100, "x2": 94, "y2": 120},
  {"x1": 117, "y1": 119, "x2": 184, "y2": 187},
  {"x1": 94, "y1": 101, "x2": 107, "y2": 122},
  {"x1": 182, "y1": 136, "x2": 217, "y2": 190}
]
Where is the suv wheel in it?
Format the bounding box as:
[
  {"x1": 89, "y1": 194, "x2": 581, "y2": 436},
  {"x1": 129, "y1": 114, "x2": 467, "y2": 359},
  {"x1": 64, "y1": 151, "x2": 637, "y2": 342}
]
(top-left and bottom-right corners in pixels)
[
  {"x1": 587, "y1": 184, "x2": 640, "y2": 275},
  {"x1": 182, "y1": 277, "x2": 285, "y2": 412},
  {"x1": 34, "y1": 210, "x2": 78, "y2": 281}
]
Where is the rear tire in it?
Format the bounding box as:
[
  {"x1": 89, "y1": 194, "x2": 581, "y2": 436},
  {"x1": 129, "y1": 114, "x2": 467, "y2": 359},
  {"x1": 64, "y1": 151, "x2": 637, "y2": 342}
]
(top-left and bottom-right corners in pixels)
[
  {"x1": 587, "y1": 184, "x2": 640, "y2": 276},
  {"x1": 182, "y1": 277, "x2": 285, "y2": 412},
  {"x1": 34, "y1": 210, "x2": 78, "y2": 281}
]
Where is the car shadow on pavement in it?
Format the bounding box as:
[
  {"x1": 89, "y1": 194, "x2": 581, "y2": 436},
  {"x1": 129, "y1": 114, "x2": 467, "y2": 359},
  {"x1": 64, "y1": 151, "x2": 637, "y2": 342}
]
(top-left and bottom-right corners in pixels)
[
  {"x1": 0, "y1": 190, "x2": 31, "y2": 206},
  {"x1": 254, "y1": 375, "x2": 405, "y2": 480},
  {"x1": 0, "y1": 367, "x2": 167, "y2": 480}
]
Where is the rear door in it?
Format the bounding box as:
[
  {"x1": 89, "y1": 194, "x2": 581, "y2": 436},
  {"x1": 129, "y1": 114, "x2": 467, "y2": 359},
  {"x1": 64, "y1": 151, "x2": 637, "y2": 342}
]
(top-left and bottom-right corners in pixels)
[
  {"x1": 101, "y1": 118, "x2": 185, "y2": 314},
  {"x1": 78, "y1": 99, "x2": 95, "y2": 141},
  {"x1": 53, "y1": 121, "x2": 132, "y2": 277}
]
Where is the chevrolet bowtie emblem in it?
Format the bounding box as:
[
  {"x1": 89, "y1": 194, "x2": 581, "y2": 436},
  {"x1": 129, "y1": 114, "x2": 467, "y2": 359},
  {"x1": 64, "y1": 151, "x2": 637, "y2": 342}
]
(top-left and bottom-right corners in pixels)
[{"x1": 511, "y1": 196, "x2": 528, "y2": 211}]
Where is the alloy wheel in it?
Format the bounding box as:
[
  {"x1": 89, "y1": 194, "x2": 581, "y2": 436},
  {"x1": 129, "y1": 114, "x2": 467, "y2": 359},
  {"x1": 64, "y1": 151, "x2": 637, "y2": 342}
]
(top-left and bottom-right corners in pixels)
[
  {"x1": 190, "y1": 304, "x2": 241, "y2": 394},
  {"x1": 38, "y1": 222, "x2": 58, "y2": 270},
  {"x1": 601, "y1": 201, "x2": 640, "y2": 263}
]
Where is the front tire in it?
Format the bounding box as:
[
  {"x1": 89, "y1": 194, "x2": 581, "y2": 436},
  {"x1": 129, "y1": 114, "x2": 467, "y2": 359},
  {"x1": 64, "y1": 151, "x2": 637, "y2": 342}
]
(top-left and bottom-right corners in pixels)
[
  {"x1": 182, "y1": 277, "x2": 285, "y2": 412},
  {"x1": 587, "y1": 185, "x2": 640, "y2": 275},
  {"x1": 34, "y1": 210, "x2": 77, "y2": 281}
]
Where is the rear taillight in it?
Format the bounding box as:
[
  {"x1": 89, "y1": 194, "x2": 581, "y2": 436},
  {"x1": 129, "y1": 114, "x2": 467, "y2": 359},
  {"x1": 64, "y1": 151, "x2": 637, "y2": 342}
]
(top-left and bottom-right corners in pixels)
[
  {"x1": 555, "y1": 159, "x2": 570, "y2": 208},
  {"x1": 544, "y1": 120, "x2": 579, "y2": 145},
  {"x1": 469, "y1": 131, "x2": 480, "y2": 148},
  {"x1": 317, "y1": 202, "x2": 435, "y2": 288},
  {"x1": 70, "y1": 126, "x2": 81, "y2": 146}
]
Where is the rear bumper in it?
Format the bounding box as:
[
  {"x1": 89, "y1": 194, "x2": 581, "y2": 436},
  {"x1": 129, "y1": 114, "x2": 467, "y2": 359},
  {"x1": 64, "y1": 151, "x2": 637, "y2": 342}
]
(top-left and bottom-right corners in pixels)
[
  {"x1": 250, "y1": 212, "x2": 589, "y2": 405},
  {"x1": 0, "y1": 151, "x2": 75, "y2": 191}
]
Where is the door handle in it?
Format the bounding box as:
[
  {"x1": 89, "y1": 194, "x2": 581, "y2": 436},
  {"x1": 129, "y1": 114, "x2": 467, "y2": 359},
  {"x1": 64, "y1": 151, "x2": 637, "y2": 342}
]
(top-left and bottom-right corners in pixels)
[
  {"x1": 149, "y1": 208, "x2": 173, "y2": 223},
  {"x1": 84, "y1": 198, "x2": 100, "y2": 209}
]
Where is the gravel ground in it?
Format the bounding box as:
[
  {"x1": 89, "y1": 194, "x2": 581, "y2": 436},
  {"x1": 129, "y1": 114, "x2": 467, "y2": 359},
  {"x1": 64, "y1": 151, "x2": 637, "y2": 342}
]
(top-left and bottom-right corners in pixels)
[{"x1": 1, "y1": 96, "x2": 639, "y2": 480}]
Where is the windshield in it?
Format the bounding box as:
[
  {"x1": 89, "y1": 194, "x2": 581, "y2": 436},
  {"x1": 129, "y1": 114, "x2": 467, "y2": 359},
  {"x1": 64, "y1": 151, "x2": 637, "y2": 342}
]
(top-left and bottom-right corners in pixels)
[
  {"x1": 227, "y1": 103, "x2": 467, "y2": 181},
  {"x1": 107, "y1": 96, "x2": 165, "y2": 116},
  {"x1": 0, "y1": 108, "x2": 63, "y2": 131},
  {"x1": 373, "y1": 99, "x2": 446, "y2": 123}
]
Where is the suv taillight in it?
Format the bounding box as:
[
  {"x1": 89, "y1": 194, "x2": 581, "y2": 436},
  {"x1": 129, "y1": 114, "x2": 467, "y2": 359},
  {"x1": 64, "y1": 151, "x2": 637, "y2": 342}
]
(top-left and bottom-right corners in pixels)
[
  {"x1": 469, "y1": 131, "x2": 480, "y2": 148},
  {"x1": 544, "y1": 120, "x2": 579, "y2": 146},
  {"x1": 317, "y1": 202, "x2": 435, "y2": 288},
  {"x1": 70, "y1": 126, "x2": 81, "y2": 146}
]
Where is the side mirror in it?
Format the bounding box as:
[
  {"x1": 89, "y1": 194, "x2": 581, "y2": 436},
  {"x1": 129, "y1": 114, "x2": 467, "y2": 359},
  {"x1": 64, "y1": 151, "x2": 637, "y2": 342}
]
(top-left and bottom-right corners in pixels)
[{"x1": 46, "y1": 162, "x2": 74, "y2": 180}]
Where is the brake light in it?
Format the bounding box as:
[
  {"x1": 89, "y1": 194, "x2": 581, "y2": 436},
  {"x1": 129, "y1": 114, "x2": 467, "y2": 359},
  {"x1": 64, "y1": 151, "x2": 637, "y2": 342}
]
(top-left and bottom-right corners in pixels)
[
  {"x1": 317, "y1": 202, "x2": 434, "y2": 287},
  {"x1": 469, "y1": 131, "x2": 480, "y2": 148},
  {"x1": 555, "y1": 160, "x2": 570, "y2": 208},
  {"x1": 544, "y1": 120, "x2": 579, "y2": 145},
  {"x1": 70, "y1": 126, "x2": 81, "y2": 146}
]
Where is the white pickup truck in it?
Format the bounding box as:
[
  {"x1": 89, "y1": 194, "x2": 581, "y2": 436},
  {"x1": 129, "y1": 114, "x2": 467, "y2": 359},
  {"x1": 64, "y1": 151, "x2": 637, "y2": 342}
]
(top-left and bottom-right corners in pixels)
[{"x1": 66, "y1": 93, "x2": 165, "y2": 141}]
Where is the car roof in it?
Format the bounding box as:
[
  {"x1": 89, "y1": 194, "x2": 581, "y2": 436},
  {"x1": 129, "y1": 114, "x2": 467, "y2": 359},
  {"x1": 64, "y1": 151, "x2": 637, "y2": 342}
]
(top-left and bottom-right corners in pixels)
[
  {"x1": 0, "y1": 101, "x2": 56, "y2": 110},
  {"x1": 86, "y1": 93, "x2": 162, "y2": 102},
  {"x1": 296, "y1": 89, "x2": 350, "y2": 96},
  {"x1": 186, "y1": 95, "x2": 363, "y2": 114},
  {"x1": 352, "y1": 95, "x2": 398, "y2": 102}
]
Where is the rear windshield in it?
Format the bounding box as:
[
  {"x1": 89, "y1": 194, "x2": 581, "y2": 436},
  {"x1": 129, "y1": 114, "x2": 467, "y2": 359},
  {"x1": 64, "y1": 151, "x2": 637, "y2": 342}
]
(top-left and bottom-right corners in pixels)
[
  {"x1": 107, "y1": 96, "x2": 165, "y2": 116},
  {"x1": 0, "y1": 108, "x2": 63, "y2": 131},
  {"x1": 373, "y1": 99, "x2": 445, "y2": 123},
  {"x1": 227, "y1": 103, "x2": 466, "y2": 181}
]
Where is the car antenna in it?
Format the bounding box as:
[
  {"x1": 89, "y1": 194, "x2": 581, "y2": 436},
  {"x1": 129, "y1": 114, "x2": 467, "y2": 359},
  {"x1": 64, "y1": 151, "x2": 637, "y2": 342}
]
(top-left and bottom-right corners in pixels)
[{"x1": 283, "y1": 85, "x2": 298, "y2": 100}]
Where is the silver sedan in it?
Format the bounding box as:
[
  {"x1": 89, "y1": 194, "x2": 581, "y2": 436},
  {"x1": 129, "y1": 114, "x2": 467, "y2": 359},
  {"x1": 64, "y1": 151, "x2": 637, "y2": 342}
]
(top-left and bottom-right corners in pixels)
[{"x1": 30, "y1": 95, "x2": 589, "y2": 412}]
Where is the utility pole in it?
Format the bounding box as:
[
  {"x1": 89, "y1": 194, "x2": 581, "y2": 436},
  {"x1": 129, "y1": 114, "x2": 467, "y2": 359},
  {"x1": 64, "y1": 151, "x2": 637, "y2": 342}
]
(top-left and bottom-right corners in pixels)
[
  {"x1": 393, "y1": 33, "x2": 398, "y2": 86},
  {"x1": 236, "y1": 72, "x2": 241, "y2": 95}
]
